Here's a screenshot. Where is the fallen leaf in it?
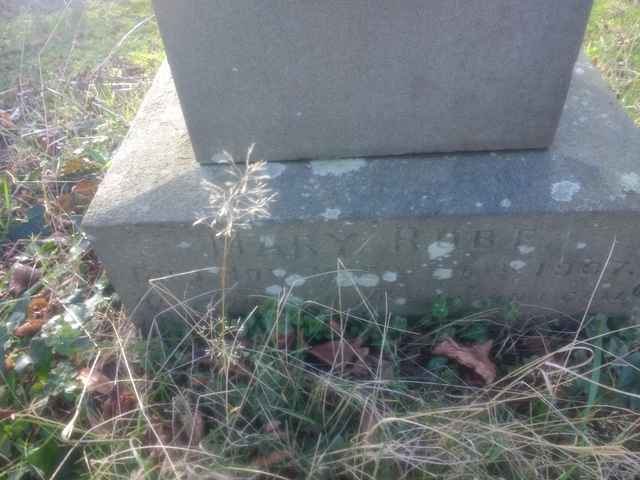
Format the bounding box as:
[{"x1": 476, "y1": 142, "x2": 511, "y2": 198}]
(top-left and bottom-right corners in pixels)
[
  {"x1": 27, "y1": 295, "x2": 49, "y2": 320},
  {"x1": 14, "y1": 319, "x2": 45, "y2": 337},
  {"x1": 77, "y1": 368, "x2": 113, "y2": 395},
  {"x1": 60, "y1": 157, "x2": 94, "y2": 178},
  {"x1": 276, "y1": 331, "x2": 296, "y2": 350},
  {"x1": 9, "y1": 263, "x2": 42, "y2": 296},
  {"x1": 432, "y1": 338, "x2": 496, "y2": 385},
  {"x1": 308, "y1": 338, "x2": 369, "y2": 368},
  {"x1": 0, "y1": 110, "x2": 16, "y2": 130},
  {"x1": 15, "y1": 295, "x2": 51, "y2": 337},
  {"x1": 72, "y1": 179, "x2": 98, "y2": 199},
  {"x1": 0, "y1": 408, "x2": 15, "y2": 420},
  {"x1": 255, "y1": 450, "x2": 289, "y2": 468},
  {"x1": 102, "y1": 389, "x2": 137, "y2": 419}
]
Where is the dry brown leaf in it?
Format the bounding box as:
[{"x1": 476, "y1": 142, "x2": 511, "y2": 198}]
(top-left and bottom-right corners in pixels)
[
  {"x1": 72, "y1": 179, "x2": 98, "y2": 199},
  {"x1": 14, "y1": 319, "x2": 46, "y2": 337},
  {"x1": 15, "y1": 295, "x2": 51, "y2": 337},
  {"x1": 0, "y1": 408, "x2": 16, "y2": 420},
  {"x1": 102, "y1": 389, "x2": 137, "y2": 419},
  {"x1": 432, "y1": 338, "x2": 496, "y2": 385},
  {"x1": 308, "y1": 338, "x2": 369, "y2": 368},
  {"x1": 27, "y1": 295, "x2": 49, "y2": 320},
  {"x1": 0, "y1": 110, "x2": 16, "y2": 130},
  {"x1": 60, "y1": 157, "x2": 93, "y2": 177},
  {"x1": 77, "y1": 368, "x2": 114, "y2": 395},
  {"x1": 276, "y1": 331, "x2": 296, "y2": 350},
  {"x1": 9, "y1": 263, "x2": 42, "y2": 296},
  {"x1": 255, "y1": 450, "x2": 289, "y2": 468}
]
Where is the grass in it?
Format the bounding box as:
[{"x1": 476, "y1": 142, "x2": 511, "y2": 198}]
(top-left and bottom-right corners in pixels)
[
  {"x1": 585, "y1": 0, "x2": 640, "y2": 125},
  {"x1": 0, "y1": 0, "x2": 639, "y2": 478}
]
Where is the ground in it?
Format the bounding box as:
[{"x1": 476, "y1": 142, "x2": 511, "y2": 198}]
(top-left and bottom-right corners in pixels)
[{"x1": 0, "y1": 1, "x2": 640, "y2": 479}]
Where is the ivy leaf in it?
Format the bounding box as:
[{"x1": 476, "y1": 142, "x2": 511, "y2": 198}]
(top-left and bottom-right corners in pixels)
[
  {"x1": 431, "y1": 295, "x2": 449, "y2": 321},
  {"x1": 458, "y1": 322, "x2": 489, "y2": 343},
  {"x1": 25, "y1": 436, "x2": 61, "y2": 478}
]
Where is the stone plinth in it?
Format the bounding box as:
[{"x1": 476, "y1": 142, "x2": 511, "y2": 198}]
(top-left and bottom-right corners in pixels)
[
  {"x1": 153, "y1": 0, "x2": 593, "y2": 163},
  {"x1": 83, "y1": 56, "x2": 640, "y2": 330}
]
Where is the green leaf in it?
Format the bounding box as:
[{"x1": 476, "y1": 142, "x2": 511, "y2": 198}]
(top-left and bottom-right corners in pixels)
[
  {"x1": 458, "y1": 322, "x2": 489, "y2": 343},
  {"x1": 426, "y1": 356, "x2": 449, "y2": 371},
  {"x1": 504, "y1": 302, "x2": 520, "y2": 323},
  {"x1": 431, "y1": 295, "x2": 448, "y2": 321},
  {"x1": 25, "y1": 436, "x2": 61, "y2": 478},
  {"x1": 30, "y1": 339, "x2": 52, "y2": 375}
]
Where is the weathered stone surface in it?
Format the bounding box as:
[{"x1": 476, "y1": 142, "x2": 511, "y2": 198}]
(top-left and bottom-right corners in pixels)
[
  {"x1": 152, "y1": 0, "x2": 593, "y2": 163},
  {"x1": 83, "y1": 57, "x2": 640, "y2": 330}
]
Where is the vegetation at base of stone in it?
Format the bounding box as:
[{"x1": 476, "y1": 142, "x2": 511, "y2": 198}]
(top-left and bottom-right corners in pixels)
[
  {"x1": 17, "y1": 296, "x2": 638, "y2": 479},
  {"x1": 0, "y1": 0, "x2": 639, "y2": 478}
]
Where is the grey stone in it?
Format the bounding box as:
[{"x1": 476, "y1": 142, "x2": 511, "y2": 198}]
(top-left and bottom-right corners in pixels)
[
  {"x1": 152, "y1": 0, "x2": 593, "y2": 163},
  {"x1": 83, "y1": 56, "x2": 640, "y2": 330}
]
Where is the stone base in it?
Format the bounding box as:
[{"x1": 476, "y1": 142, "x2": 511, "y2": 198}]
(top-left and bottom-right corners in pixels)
[{"x1": 83, "y1": 56, "x2": 640, "y2": 330}]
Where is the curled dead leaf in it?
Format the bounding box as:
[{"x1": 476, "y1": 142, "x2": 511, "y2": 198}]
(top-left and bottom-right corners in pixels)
[
  {"x1": 255, "y1": 450, "x2": 289, "y2": 468},
  {"x1": 0, "y1": 408, "x2": 16, "y2": 420},
  {"x1": 15, "y1": 295, "x2": 51, "y2": 337},
  {"x1": 72, "y1": 179, "x2": 98, "y2": 201},
  {"x1": 14, "y1": 319, "x2": 45, "y2": 337},
  {"x1": 102, "y1": 389, "x2": 137, "y2": 419},
  {"x1": 77, "y1": 368, "x2": 114, "y2": 395},
  {"x1": 9, "y1": 263, "x2": 41, "y2": 296},
  {"x1": 308, "y1": 338, "x2": 369, "y2": 368},
  {"x1": 27, "y1": 295, "x2": 49, "y2": 320},
  {"x1": 0, "y1": 110, "x2": 16, "y2": 130},
  {"x1": 432, "y1": 338, "x2": 497, "y2": 385}
]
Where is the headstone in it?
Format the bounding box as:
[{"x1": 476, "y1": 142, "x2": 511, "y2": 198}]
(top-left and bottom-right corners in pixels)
[
  {"x1": 152, "y1": 0, "x2": 593, "y2": 163},
  {"x1": 83, "y1": 56, "x2": 640, "y2": 331}
]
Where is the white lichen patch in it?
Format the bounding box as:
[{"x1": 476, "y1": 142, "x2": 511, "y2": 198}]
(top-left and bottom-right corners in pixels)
[
  {"x1": 264, "y1": 162, "x2": 286, "y2": 179},
  {"x1": 433, "y1": 268, "x2": 453, "y2": 280},
  {"x1": 177, "y1": 241, "x2": 191, "y2": 249},
  {"x1": 576, "y1": 242, "x2": 587, "y2": 250},
  {"x1": 500, "y1": 198, "x2": 512, "y2": 209},
  {"x1": 336, "y1": 271, "x2": 380, "y2": 288},
  {"x1": 285, "y1": 274, "x2": 306, "y2": 288},
  {"x1": 551, "y1": 181, "x2": 581, "y2": 202},
  {"x1": 272, "y1": 268, "x2": 287, "y2": 278},
  {"x1": 311, "y1": 159, "x2": 366, "y2": 177},
  {"x1": 475, "y1": 202, "x2": 484, "y2": 208},
  {"x1": 265, "y1": 285, "x2": 283, "y2": 296},
  {"x1": 394, "y1": 298, "x2": 407, "y2": 306},
  {"x1": 382, "y1": 271, "x2": 398, "y2": 283},
  {"x1": 321, "y1": 208, "x2": 342, "y2": 221},
  {"x1": 260, "y1": 234, "x2": 275, "y2": 248},
  {"x1": 428, "y1": 240, "x2": 456, "y2": 261},
  {"x1": 357, "y1": 273, "x2": 380, "y2": 287},
  {"x1": 510, "y1": 260, "x2": 527, "y2": 272},
  {"x1": 621, "y1": 172, "x2": 640, "y2": 194},
  {"x1": 518, "y1": 245, "x2": 536, "y2": 255}
]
